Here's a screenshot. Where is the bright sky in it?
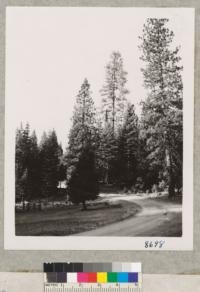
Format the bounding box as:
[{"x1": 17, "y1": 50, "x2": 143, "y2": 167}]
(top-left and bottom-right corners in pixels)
[{"x1": 6, "y1": 7, "x2": 192, "y2": 148}]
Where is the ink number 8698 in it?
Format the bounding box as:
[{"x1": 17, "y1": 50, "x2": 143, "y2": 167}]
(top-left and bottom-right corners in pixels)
[{"x1": 145, "y1": 240, "x2": 165, "y2": 249}]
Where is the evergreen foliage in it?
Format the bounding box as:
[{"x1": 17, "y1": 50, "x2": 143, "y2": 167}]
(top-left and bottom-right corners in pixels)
[
  {"x1": 139, "y1": 18, "x2": 183, "y2": 196},
  {"x1": 97, "y1": 52, "x2": 129, "y2": 184},
  {"x1": 16, "y1": 125, "x2": 63, "y2": 203},
  {"x1": 15, "y1": 123, "x2": 40, "y2": 202},
  {"x1": 117, "y1": 104, "x2": 140, "y2": 188},
  {"x1": 15, "y1": 18, "x2": 183, "y2": 205},
  {"x1": 66, "y1": 78, "x2": 98, "y2": 179},
  {"x1": 39, "y1": 130, "x2": 61, "y2": 198},
  {"x1": 100, "y1": 51, "x2": 129, "y2": 132},
  {"x1": 66, "y1": 79, "x2": 99, "y2": 205},
  {"x1": 68, "y1": 147, "x2": 99, "y2": 209},
  {"x1": 99, "y1": 124, "x2": 118, "y2": 184}
]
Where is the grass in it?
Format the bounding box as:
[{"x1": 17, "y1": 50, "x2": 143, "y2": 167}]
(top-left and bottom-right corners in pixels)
[{"x1": 15, "y1": 200, "x2": 141, "y2": 236}]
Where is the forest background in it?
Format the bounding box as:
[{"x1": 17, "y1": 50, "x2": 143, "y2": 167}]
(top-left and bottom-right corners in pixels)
[{"x1": 15, "y1": 17, "x2": 183, "y2": 208}]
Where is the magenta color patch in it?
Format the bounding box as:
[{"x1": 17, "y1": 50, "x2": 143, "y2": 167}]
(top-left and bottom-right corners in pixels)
[{"x1": 77, "y1": 273, "x2": 88, "y2": 283}]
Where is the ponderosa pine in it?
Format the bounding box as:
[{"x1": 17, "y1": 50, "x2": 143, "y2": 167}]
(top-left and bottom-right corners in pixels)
[{"x1": 139, "y1": 18, "x2": 183, "y2": 197}]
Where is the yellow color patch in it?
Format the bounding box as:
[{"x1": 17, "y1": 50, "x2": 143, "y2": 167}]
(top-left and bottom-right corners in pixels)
[{"x1": 97, "y1": 272, "x2": 107, "y2": 283}]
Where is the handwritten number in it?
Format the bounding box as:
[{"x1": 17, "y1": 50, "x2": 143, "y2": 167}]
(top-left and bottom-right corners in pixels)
[{"x1": 145, "y1": 240, "x2": 165, "y2": 248}]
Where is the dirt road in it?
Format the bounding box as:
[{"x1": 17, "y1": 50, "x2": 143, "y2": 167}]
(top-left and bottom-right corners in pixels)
[{"x1": 77, "y1": 195, "x2": 182, "y2": 236}]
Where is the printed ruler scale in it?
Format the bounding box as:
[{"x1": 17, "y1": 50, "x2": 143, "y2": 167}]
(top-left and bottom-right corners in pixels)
[
  {"x1": 44, "y1": 284, "x2": 141, "y2": 292},
  {"x1": 44, "y1": 263, "x2": 142, "y2": 292}
]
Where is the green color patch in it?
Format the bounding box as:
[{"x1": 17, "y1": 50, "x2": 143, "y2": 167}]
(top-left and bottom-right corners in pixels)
[{"x1": 107, "y1": 272, "x2": 118, "y2": 283}]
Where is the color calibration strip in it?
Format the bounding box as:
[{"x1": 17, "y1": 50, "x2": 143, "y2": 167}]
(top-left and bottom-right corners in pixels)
[
  {"x1": 44, "y1": 262, "x2": 142, "y2": 291},
  {"x1": 44, "y1": 262, "x2": 141, "y2": 273},
  {"x1": 45, "y1": 271, "x2": 139, "y2": 283}
]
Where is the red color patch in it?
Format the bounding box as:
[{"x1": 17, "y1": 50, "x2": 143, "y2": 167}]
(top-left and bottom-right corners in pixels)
[{"x1": 88, "y1": 273, "x2": 97, "y2": 282}]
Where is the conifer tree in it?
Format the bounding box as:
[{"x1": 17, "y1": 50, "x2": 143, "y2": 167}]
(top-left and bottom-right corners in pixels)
[
  {"x1": 66, "y1": 79, "x2": 97, "y2": 179},
  {"x1": 117, "y1": 104, "x2": 140, "y2": 188},
  {"x1": 57, "y1": 144, "x2": 66, "y2": 188},
  {"x1": 66, "y1": 79, "x2": 99, "y2": 206},
  {"x1": 139, "y1": 18, "x2": 183, "y2": 196},
  {"x1": 39, "y1": 130, "x2": 60, "y2": 198},
  {"x1": 28, "y1": 130, "x2": 41, "y2": 199},
  {"x1": 68, "y1": 146, "x2": 99, "y2": 210},
  {"x1": 98, "y1": 124, "x2": 118, "y2": 184},
  {"x1": 101, "y1": 51, "x2": 129, "y2": 132},
  {"x1": 98, "y1": 52, "x2": 129, "y2": 184},
  {"x1": 16, "y1": 125, "x2": 26, "y2": 202},
  {"x1": 15, "y1": 124, "x2": 40, "y2": 203}
]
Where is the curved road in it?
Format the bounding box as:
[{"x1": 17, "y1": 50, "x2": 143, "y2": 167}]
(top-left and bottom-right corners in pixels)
[{"x1": 77, "y1": 195, "x2": 182, "y2": 236}]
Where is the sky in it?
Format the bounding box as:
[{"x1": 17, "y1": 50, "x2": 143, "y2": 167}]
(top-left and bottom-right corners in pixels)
[{"x1": 6, "y1": 7, "x2": 192, "y2": 148}]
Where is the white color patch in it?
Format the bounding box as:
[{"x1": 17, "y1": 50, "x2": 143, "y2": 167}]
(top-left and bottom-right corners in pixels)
[{"x1": 67, "y1": 273, "x2": 77, "y2": 283}]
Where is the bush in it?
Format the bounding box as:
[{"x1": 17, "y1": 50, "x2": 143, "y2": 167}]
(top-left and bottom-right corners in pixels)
[
  {"x1": 135, "y1": 177, "x2": 144, "y2": 192},
  {"x1": 158, "y1": 180, "x2": 167, "y2": 192}
]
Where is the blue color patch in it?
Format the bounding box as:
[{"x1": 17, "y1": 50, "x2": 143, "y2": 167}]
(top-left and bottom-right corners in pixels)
[
  {"x1": 117, "y1": 272, "x2": 128, "y2": 283},
  {"x1": 128, "y1": 273, "x2": 138, "y2": 283}
]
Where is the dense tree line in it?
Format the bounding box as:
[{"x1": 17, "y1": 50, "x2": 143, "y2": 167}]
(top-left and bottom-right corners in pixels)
[
  {"x1": 15, "y1": 124, "x2": 64, "y2": 203},
  {"x1": 15, "y1": 18, "x2": 183, "y2": 207}
]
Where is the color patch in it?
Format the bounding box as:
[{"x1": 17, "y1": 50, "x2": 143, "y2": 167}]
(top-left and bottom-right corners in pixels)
[
  {"x1": 44, "y1": 263, "x2": 53, "y2": 272},
  {"x1": 97, "y1": 272, "x2": 107, "y2": 283},
  {"x1": 63, "y1": 263, "x2": 73, "y2": 272},
  {"x1": 117, "y1": 272, "x2": 129, "y2": 283},
  {"x1": 112, "y1": 263, "x2": 122, "y2": 272},
  {"x1": 77, "y1": 273, "x2": 88, "y2": 283},
  {"x1": 122, "y1": 263, "x2": 130, "y2": 272},
  {"x1": 88, "y1": 273, "x2": 97, "y2": 282},
  {"x1": 56, "y1": 272, "x2": 67, "y2": 283},
  {"x1": 83, "y1": 263, "x2": 93, "y2": 272},
  {"x1": 107, "y1": 272, "x2": 118, "y2": 283},
  {"x1": 46, "y1": 272, "x2": 57, "y2": 283},
  {"x1": 67, "y1": 273, "x2": 77, "y2": 283},
  {"x1": 130, "y1": 263, "x2": 142, "y2": 272},
  {"x1": 128, "y1": 273, "x2": 138, "y2": 283},
  {"x1": 54, "y1": 263, "x2": 64, "y2": 272}
]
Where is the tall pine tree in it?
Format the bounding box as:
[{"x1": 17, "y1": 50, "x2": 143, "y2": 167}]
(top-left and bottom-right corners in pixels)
[
  {"x1": 98, "y1": 51, "x2": 129, "y2": 184},
  {"x1": 66, "y1": 79, "x2": 97, "y2": 177},
  {"x1": 139, "y1": 18, "x2": 183, "y2": 197},
  {"x1": 15, "y1": 124, "x2": 40, "y2": 203},
  {"x1": 39, "y1": 130, "x2": 61, "y2": 199},
  {"x1": 100, "y1": 51, "x2": 129, "y2": 132},
  {"x1": 66, "y1": 79, "x2": 99, "y2": 206},
  {"x1": 117, "y1": 104, "x2": 140, "y2": 188},
  {"x1": 97, "y1": 123, "x2": 118, "y2": 184}
]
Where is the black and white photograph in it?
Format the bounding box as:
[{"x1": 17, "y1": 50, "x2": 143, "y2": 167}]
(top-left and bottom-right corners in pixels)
[{"x1": 4, "y1": 7, "x2": 194, "y2": 250}]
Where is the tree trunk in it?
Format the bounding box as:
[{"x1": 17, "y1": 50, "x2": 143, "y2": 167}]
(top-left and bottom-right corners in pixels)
[
  {"x1": 22, "y1": 194, "x2": 25, "y2": 211},
  {"x1": 104, "y1": 163, "x2": 109, "y2": 185},
  {"x1": 82, "y1": 201, "x2": 87, "y2": 211},
  {"x1": 168, "y1": 178, "x2": 175, "y2": 198},
  {"x1": 165, "y1": 148, "x2": 175, "y2": 198},
  {"x1": 112, "y1": 95, "x2": 115, "y2": 133}
]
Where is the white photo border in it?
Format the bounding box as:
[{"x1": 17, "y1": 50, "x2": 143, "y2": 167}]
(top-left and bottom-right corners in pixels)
[{"x1": 4, "y1": 7, "x2": 194, "y2": 250}]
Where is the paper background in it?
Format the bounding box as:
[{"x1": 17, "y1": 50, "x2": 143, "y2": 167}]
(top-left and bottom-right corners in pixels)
[{"x1": 0, "y1": 0, "x2": 200, "y2": 275}]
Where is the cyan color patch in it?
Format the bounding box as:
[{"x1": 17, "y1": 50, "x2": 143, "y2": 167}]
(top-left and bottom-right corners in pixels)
[{"x1": 117, "y1": 272, "x2": 128, "y2": 283}]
